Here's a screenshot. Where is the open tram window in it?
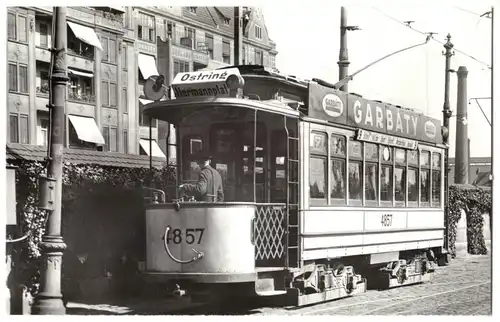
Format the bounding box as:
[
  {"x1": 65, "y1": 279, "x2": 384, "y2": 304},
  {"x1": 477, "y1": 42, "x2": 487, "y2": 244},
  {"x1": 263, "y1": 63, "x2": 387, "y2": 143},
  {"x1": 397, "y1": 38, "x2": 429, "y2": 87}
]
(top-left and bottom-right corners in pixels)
[
  {"x1": 380, "y1": 146, "x2": 393, "y2": 206},
  {"x1": 431, "y1": 152, "x2": 442, "y2": 207},
  {"x1": 420, "y1": 150, "x2": 431, "y2": 206},
  {"x1": 330, "y1": 134, "x2": 346, "y2": 205},
  {"x1": 309, "y1": 131, "x2": 327, "y2": 205},
  {"x1": 348, "y1": 140, "x2": 363, "y2": 205},
  {"x1": 394, "y1": 148, "x2": 406, "y2": 206},
  {"x1": 364, "y1": 143, "x2": 378, "y2": 205},
  {"x1": 241, "y1": 123, "x2": 267, "y2": 202},
  {"x1": 271, "y1": 130, "x2": 288, "y2": 203}
]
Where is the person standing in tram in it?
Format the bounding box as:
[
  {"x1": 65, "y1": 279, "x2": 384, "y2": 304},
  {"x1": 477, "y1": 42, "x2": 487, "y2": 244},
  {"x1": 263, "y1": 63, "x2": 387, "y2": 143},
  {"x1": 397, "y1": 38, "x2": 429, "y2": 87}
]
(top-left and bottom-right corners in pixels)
[{"x1": 179, "y1": 152, "x2": 224, "y2": 202}]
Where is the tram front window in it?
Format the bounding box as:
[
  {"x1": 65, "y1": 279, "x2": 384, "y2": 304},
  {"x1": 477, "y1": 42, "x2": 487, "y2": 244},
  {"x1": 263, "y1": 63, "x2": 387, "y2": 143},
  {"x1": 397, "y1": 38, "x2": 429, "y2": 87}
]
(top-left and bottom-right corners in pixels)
[{"x1": 178, "y1": 106, "x2": 272, "y2": 203}]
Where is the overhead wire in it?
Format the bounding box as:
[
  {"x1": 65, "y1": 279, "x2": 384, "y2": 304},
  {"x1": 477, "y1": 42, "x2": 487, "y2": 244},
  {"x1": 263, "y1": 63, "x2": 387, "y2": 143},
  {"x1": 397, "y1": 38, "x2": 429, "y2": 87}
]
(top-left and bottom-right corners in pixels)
[{"x1": 371, "y1": 7, "x2": 492, "y2": 70}]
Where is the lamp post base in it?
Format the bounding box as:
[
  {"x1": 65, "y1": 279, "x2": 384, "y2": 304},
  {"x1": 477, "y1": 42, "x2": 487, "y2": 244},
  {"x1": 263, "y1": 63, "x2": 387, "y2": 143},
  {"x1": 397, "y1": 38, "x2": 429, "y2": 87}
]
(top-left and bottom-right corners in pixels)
[{"x1": 31, "y1": 293, "x2": 66, "y2": 315}]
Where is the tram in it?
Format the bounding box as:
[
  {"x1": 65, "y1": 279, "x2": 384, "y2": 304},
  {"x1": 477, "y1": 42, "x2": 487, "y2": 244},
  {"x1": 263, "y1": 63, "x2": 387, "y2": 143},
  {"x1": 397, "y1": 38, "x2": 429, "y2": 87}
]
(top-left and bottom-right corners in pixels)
[{"x1": 141, "y1": 65, "x2": 449, "y2": 306}]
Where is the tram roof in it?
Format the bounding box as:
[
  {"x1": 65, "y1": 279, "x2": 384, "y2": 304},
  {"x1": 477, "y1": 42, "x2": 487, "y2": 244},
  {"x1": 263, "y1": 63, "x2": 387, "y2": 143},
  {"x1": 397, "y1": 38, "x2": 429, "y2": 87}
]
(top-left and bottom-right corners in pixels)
[
  {"x1": 143, "y1": 65, "x2": 444, "y2": 145},
  {"x1": 143, "y1": 96, "x2": 300, "y2": 124}
]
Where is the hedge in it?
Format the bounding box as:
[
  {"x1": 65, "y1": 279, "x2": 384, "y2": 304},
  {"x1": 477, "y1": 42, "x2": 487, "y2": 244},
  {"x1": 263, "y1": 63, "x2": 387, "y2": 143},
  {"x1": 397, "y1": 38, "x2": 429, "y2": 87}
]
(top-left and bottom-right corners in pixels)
[
  {"x1": 8, "y1": 159, "x2": 176, "y2": 298},
  {"x1": 447, "y1": 184, "x2": 491, "y2": 258}
]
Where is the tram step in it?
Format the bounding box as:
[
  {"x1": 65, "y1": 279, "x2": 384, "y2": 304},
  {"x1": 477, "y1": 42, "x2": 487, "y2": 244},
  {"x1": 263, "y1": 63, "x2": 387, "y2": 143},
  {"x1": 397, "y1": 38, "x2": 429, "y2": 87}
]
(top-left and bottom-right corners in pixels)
[{"x1": 256, "y1": 290, "x2": 287, "y2": 297}]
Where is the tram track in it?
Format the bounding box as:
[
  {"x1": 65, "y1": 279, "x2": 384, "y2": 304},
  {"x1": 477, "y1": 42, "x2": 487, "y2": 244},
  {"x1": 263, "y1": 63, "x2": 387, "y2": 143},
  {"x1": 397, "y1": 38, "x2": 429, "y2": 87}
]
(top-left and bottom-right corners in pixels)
[{"x1": 302, "y1": 281, "x2": 490, "y2": 315}]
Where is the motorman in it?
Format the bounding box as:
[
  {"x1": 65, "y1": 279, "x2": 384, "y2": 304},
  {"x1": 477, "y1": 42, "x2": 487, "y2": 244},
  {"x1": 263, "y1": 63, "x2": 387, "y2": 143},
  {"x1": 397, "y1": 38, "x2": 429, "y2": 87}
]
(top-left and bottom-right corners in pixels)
[{"x1": 179, "y1": 152, "x2": 224, "y2": 202}]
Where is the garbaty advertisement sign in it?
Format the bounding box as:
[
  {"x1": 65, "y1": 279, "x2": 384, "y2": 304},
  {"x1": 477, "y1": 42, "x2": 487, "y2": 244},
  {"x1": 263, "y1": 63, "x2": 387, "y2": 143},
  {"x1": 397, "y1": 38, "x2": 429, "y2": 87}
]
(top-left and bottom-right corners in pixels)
[
  {"x1": 308, "y1": 82, "x2": 442, "y2": 145},
  {"x1": 171, "y1": 68, "x2": 241, "y2": 98}
]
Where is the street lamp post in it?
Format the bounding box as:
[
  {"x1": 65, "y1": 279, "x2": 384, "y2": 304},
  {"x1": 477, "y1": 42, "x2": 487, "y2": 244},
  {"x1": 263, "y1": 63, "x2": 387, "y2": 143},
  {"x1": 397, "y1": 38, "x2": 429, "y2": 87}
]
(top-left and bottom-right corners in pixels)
[
  {"x1": 31, "y1": 7, "x2": 69, "y2": 315},
  {"x1": 441, "y1": 34, "x2": 454, "y2": 258}
]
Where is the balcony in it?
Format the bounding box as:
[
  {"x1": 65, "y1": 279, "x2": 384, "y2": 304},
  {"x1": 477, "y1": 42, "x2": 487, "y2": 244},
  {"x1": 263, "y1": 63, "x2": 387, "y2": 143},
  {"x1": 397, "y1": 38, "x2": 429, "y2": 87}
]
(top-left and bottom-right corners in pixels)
[
  {"x1": 68, "y1": 91, "x2": 96, "y2": 104},
  {"x1": 172, "y1": 41, "x2": 209, "y2": 67},
  {"x1": 36, "y1": 84, "x2": 50, "y2": 96},
  {"x1": 33, "y1": 6, "x2": 125, "y2": 33}
]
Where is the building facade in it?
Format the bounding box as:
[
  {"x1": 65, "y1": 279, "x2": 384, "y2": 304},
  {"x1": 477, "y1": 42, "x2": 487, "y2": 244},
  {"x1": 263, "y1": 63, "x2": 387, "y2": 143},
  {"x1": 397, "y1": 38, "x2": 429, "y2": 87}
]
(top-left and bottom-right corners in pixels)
[
  {"x1": 6, "y1": 6, "x2": 278, "y2": 157},
  {"x1": 448, "y1": 156, "x2": 491, "y2": 186}
]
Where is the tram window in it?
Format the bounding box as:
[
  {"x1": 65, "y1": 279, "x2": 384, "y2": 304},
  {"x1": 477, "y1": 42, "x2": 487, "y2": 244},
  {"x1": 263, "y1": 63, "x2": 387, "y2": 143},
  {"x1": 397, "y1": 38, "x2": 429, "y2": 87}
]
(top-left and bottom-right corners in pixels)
[
  {"x1": 310, "y1": 132, "x2": 327, "y2": 154},
  {"x1": 431, "y1": 152, "x2": 442, "y2": 207},
  {"x1": 421, "y1": 169, "x2": 430, "y2": 203},
  {"x1": 420, "y1": 151, "x2": 431, "y2": 167},
  {"x1": 190, "y1": 139, "x2": 203, "y2": 154},
  {"x1": 395, "y1": 148, "x2": 406, "y2": 164},
  {"x1": 432, "y1": 170, "x2": 441, "y2": 205},
  {"x1": 395, "y1": 167, "x2": 406, "y2": 204},
  {"x1": 330, "y1": 135, "x2": 346, "y2": 156},
  {"x1": 365, "y1": 163, "x2": 378, "y2": 201},
  {"x1": 348, "y1": 162, "x2": 362, "y2": 201},
  {"x1": 381, "y1": 165, "x2": 393, "y2": 202},
  {"x1": 331, "y1": 159, "x2": 346, "y2": 201},
  {"x1": 364, "y1": 143, "x2": 378, "y2": 161},
  {"x1": 408, "y1": 150, "x2": 418, "y2": 166},
  {"x1": 349, "y1": 141, "x2": 362, "y2": 159},
  {"x1": 408, "y1": 168, "x2": 418, "y2": 202},
  {"x1": 310, "y1": 157, "x2": 327, "y2": 200}
]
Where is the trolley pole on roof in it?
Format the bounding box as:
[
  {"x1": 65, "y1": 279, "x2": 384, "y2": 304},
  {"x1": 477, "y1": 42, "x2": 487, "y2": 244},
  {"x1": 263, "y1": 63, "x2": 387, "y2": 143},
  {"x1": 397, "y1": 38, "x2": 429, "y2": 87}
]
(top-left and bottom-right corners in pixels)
[
  {"x1": 32, "y1": 7, "x2": 68, "y2": 315},
  {"x1": 234, "y1": 6, "x2": 243, "y2": 65}
]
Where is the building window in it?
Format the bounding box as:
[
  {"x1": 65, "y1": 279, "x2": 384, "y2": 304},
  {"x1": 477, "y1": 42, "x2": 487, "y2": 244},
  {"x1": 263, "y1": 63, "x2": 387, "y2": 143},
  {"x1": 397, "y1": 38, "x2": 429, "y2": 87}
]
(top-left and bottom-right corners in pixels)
[
  {"x1": 103, "y1": 126, "x2": 118, "y2": 152},
  {"x1": 101, "y1": 36, "x2": 117, "y2": 64},
  {"x1": 205, "y1": 33, "x2": 214, "y2": 59},
  {"x1": 8, "y1": 12, "x2": 27, "y2": 42},
  {"x1": 255, "y1": 50, "x2": 263, "y2": 65},
  {"x1": 39, "y1": 22, "x2": 49, "y2": 48},
  {"x1": 182, "y1": 27, "x2": 196, "y2": 49},
  {"x1": 37, "y1": 112, "x2": 50, "y2": 146},
  {"x1": 122, "y1": 88, "x2": 127, "y2": 113},
  {"x1": 167, "y1": 21, "x2": 176, "y2": 43},
  {"x1": 68, "y1": 73, "x2": 94, "y2": 102},
  {"x1": 242, "y1": 45, "x2": 247, "y2": 64},
  {"x1": 309, "y1": 132, "x2": 327, "y2": 203},
  {"x1": 36, "y1": 62, "x2": 50, "y2": 94},
  {"x1": 8, "y1": 63, "x2": 28, "y2": 93},
  {"x1": 137, "y1": 12, "x2": 155, "y2": 42},
  {"x1": 174, "y1": 59, "x2": 190, "y2": 76},
  {"x1": 9, "y1": 114, "x2": 29, "y2": 144},
  {"x1": 222, "y1": 40, "x2": 230, "y2": 64},
  {"x1": 189, "y1": 7, "x2": 197, "y2": 14},
  {"x1": 68, "y1": 28, "x2": 94, "y2": 59},
  {"x1": 254, "y1": 25, "x2": 262, "y2": 39},
  {"x1": 101, "y1": 81, "x2": 117, "y2": 107},
  {"x1": 223, "y1": 18, "x2": 230, "y2": 25},
  {"x1": 121, "y1": 44, "x2": 127, "y2": 69},
  {"x1": 123, "y1": 130, "x2": 128, "y2": 153}
]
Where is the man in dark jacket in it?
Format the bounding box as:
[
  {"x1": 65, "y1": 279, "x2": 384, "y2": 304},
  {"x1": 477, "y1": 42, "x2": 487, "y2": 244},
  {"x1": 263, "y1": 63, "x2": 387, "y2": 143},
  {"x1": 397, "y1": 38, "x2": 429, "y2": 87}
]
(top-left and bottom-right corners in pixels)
[{"x1": 179, "y1": 153, "x2": 224, "y2": 202}]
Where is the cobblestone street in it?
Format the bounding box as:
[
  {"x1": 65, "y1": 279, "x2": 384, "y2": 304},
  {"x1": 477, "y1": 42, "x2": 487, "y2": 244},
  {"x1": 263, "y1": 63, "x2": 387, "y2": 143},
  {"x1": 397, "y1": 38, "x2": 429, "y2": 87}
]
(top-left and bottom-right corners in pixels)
[{"x1": 66, "y1": 252, "x2": 491, "y2": 315}]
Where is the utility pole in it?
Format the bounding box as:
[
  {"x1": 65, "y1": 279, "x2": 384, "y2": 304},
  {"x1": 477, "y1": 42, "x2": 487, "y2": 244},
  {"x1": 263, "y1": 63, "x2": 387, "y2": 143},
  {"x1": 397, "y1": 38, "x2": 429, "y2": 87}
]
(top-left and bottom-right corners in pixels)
[
  {"x1": 234, "y1": 6, "x2": 243, "y2": 65},
  {"x1": 338, "y1": 7, "x2": 350, "y2": 92},
  {"x1": 31, "y1": 7, "x2": 68, "y2": 315},
  {"x1": 441, "y1": 33, "x2": 454, "y2": 257},
  {"x1": 454, "y1": 66, "x2": 469, "y2": 184}
]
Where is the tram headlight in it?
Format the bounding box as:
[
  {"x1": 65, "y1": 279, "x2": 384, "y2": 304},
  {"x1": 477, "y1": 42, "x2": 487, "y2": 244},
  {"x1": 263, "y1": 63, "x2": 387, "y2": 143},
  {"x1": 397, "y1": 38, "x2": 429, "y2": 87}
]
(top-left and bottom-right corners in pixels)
[{"x1": 226, "y1": 74, "x2": 245, "y2": 90}]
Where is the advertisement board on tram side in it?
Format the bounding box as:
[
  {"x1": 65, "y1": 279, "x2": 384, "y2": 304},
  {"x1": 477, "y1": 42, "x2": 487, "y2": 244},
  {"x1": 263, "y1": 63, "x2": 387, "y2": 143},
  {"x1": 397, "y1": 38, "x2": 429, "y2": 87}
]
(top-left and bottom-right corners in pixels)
[
  {"x1": 307, "y1": 82, "x2": 442, "y2": 145},
  {"x1": 308, "y1": 82, "x2": 348, "y2": 124}
]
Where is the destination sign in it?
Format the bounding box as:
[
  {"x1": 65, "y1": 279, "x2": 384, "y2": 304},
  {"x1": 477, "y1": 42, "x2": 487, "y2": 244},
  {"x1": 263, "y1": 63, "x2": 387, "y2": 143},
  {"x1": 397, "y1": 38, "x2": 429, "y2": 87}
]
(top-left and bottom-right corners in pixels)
[
  {"x1": 308, "y1": 82, "x2": 442, "y2": 145},
  {"x1": 357, "y1": 129, "x2": 418, "y2": 150},
  {"x1": 171, "y1": 68, "x2": 241, "y2": 98}
]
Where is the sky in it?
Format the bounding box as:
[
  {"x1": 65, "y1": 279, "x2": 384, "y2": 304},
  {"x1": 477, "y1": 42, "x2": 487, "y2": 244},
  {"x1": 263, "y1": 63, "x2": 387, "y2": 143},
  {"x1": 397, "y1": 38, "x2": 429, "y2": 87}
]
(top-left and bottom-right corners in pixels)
[{"x1": 261, "y1": 1, "x2": 494, "y2": 158}]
